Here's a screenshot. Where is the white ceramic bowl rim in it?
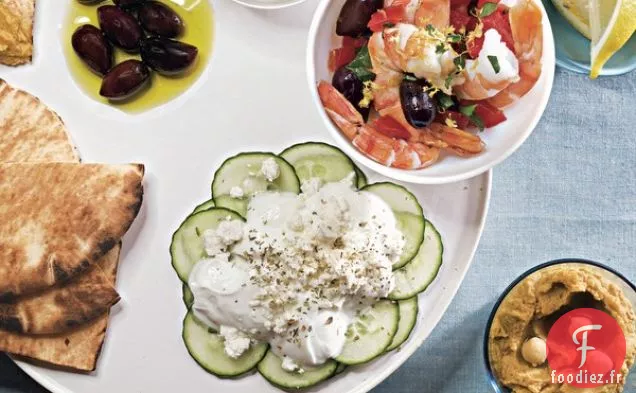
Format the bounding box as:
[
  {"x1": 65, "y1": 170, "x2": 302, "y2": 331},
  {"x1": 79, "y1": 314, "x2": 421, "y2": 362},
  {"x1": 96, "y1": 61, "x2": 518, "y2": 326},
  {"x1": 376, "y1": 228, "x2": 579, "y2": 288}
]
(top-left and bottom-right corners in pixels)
[
  {"x1": 230, "y1": 0, "x2": 307, "y2": 10},
  {"x1": 306, "y1": 0, "x2": 556, "y2": 184}
]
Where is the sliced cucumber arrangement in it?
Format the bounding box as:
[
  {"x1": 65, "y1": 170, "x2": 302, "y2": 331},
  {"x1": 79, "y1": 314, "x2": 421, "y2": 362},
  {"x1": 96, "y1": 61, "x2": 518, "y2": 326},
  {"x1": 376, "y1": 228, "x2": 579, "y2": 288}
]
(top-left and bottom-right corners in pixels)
[
  {"x1": 171, "y1": 143, "x2": 446, "y2": 388},
  {"x1": 354, "y1": 166, "x2": 368, "y2": 188},
  {"x1": 183, "y1": 284, "x2": 194, "y2": 309},
  {"x1": 362, "y1": 183, "x2": 425, "y2": 269},
  {"x1": 170, "y1": 208, "x2": 244, "y2": 282},
  {"x1": 280, "y1": 142, "x2": 357, "y2": 185},
  {"x1": 386, "y1": 297, "x2": 418, "y2": 351},
  {"x1": 192, "y1": 199, "x2": 215, "y2": 214},
  {"x1": 258, "y1": 351, "x2": 338, "y2": 389},
  {"x1": 212, "y1": 152, "x2": 300, "y2": 218},
  {"x1": 335, "y1": 300, "x2": 399, "y2": 365},
  {"x1": 183, "y1": 312, "x2": 268, "y2": 378},
  {"x1": 390, "y1": 220, "x2": 443, "y2": 300}
]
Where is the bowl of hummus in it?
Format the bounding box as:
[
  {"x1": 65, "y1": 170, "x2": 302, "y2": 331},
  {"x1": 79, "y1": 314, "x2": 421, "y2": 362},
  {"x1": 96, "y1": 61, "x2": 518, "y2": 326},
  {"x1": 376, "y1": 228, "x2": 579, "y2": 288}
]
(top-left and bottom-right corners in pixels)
[{"x1": 484, "y1": 259, "x2": 636, "y2": 393}]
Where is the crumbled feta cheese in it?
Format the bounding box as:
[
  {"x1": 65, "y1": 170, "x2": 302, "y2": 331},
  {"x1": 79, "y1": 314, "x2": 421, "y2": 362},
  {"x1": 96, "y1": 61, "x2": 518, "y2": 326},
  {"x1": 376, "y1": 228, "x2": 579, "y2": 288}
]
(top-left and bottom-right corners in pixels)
[
  {"x1": 203, "y1": 219, "x2": 244, "y2": 256},
  {"x1": 219, "y1": 326, "x2": 252, "y2": 358},
  {"x1": 229, "y1": 186, "x2": 244, "y2": 199},
  {"x1": 238, "y1": 180, "x2": 403, "y2": 339},
  {"x1": 281, "y1": 356, "x2": 304, "y2": 373},
  {"x1": 261, "y1": 158, "x2": 280, "y2": 182}
]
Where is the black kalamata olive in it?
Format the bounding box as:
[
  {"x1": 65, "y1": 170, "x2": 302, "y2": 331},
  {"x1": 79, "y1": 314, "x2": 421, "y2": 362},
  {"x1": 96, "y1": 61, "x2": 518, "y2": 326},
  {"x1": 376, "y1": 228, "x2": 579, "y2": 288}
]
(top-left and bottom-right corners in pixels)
[
  {"x1": 332, "y1": 66, "x2": 369, "y2": 120},
  {"x1": 138, "y1": 2, "x2": 184, "y2": 38},
  {"x1": 100, "y1": 59, "x2": 151, "y2": 100},
  {"x1": 400, "y1": 79, "x2": 436, "y2": 128},
  {"x1": 97, "y1": 5, "x2": 144, "y2": 52},
  {"x1": 71, "y1": 24, "x2": 112, "y2": 75},
  {"x1": 77, "y1": 0, "x2": 104, "y2": 4},
  {"x1": 336, "y1": 0, "x2": 383, "y2": 37},
  {"x1": 140, "y1": 37, "x2": 198, "y2": 75},
  {"x1": 113, "y1": 0, "x2": 146, "y2": 8}
]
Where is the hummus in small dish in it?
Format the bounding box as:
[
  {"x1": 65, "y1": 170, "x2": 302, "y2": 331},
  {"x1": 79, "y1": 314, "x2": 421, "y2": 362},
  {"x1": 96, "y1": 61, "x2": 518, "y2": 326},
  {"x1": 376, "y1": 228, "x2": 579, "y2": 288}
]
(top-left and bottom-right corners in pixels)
[{"x1": 486, "y1": 260, "x2": 636, "y2": 393}]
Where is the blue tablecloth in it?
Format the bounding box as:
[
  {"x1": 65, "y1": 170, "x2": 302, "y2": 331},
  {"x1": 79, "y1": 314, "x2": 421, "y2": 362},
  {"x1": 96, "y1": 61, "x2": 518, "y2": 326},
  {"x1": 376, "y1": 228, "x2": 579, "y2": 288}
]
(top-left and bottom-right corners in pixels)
[{"x1": 1, "y1": 68, "x2": 635, "y2": 393}]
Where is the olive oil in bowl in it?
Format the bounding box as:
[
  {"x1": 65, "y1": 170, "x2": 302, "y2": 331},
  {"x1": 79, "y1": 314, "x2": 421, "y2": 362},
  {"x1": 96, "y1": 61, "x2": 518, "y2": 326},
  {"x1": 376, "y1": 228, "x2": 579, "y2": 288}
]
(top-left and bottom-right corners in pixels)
[{"x1": 63, "y1": 0, "x2": 213, "y2": 113}]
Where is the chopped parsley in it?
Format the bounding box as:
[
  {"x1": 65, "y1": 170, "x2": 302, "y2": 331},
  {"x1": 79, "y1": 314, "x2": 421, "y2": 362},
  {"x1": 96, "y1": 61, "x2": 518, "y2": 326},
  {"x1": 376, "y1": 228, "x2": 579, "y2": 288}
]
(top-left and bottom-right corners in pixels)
[
  {"x1": 487, "y1": 55, "x2": 501, "y2": 73},
  {"x1": 459, "y1": 104, "x2": 477, "y2": 117},
  {"x1": 345, "y1": 45, "x2": 375, "y2": 82},
  {"x1": 479, "y1": 2, "x2": 498, "y2": 17},
  {"x1": 436, "y1": 92, "x2": 455, "y2": 110},
  {"x1": 453, "y1": 54, "x2": 467, "y2": 71}
]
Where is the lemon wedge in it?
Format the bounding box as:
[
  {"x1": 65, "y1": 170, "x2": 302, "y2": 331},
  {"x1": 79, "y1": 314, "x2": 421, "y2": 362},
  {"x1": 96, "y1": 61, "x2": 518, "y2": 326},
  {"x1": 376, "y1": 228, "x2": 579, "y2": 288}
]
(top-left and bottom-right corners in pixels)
[
  {"x1": 551, "y1": 0, "x2": 593, "y2": 39},
  {"x1": 588, "y1": 0, "x2": 636, "y2": 78}
]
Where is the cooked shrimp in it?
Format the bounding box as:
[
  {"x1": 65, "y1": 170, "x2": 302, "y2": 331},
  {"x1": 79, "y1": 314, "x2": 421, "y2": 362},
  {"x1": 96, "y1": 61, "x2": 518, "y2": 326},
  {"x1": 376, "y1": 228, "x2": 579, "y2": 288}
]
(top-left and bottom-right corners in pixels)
[
  {"x1": 454, "y1": 29, "x2": 520, "y2": 100},
  {"x1": 385, "y1": 0, "x2": 450, "y2": 29},
  {"x1": 368, "y1": 32, "x2": 403, "y2": 112},
  {"x1": 487, "y1": 0, "x2": 543, "y2": 108},
  {"x1": 379, "y1": 103, "x2": 484, "y2": 154},
  {"x1": 318, "y1": 82, "x2": 440, "y2": 169},
  {"x1": 382, "y1": 23, "x2": 459, "y2": 93}
]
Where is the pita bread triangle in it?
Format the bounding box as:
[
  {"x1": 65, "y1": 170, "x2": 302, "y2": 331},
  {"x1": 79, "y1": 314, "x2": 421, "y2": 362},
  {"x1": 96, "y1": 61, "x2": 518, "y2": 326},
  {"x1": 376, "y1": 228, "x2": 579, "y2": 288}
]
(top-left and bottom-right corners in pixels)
[
  {"x1": 0, "y1": 80, "x2": 129, "y2": 371},
  {"x1": 0, "y1": 162, "x2": 143, "y2": 299}
]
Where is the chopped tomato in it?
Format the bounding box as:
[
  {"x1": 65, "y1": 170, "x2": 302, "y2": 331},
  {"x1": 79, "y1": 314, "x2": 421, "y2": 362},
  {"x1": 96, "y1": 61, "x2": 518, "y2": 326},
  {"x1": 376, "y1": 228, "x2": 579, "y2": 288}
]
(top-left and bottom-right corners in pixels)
[
  {"x1": 459, "y1": 100, "x2": 507, "y2": 127},
  {"x1": 468, "y1": 5, "x2": 514, "y2": 58},
  {"x1": 436, "y1": 111, "x2": 471, "y2": 129},
  {"x1": 450, "y1": 0, "x2": 473, "y2": 7},
  {"x1": 476, "y1": 0, "x2": 499, "y2": 9},
  {"x1": 473, "y1": 101, "x2": 506, "y2": 127},
  {"x1": 368, "y1": 5, "x2": 406, "y2": 32},
  {"x1": 450, "y1": 5, "x2": 477, "y2": 32},
  {"x1": 373, "y1": 115, "x2": 411, "y2": 140},
  {"x1": 328, "y1": 36, "x2": 369, "y2": 72},
  {"x1": 328, "y1": 46, "x2": 357, "y2": 72},
  {"x1": 342, "y1": 36, "x2": 368, "y2": 49}
]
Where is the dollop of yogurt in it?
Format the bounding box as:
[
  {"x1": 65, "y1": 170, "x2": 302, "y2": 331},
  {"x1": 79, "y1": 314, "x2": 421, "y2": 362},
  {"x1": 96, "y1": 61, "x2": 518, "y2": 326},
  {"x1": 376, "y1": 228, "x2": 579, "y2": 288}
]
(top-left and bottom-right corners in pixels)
[{"x1": 189, "y1": 179, "x2": 405, "y2": 370}]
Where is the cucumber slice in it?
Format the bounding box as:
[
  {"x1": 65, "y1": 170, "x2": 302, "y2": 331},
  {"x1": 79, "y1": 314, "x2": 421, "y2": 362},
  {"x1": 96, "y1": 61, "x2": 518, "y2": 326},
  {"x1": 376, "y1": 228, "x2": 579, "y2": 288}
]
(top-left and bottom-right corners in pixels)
[
  {"x1": 280, "y1": 142, "x2": 357, "y2": 185},
  {"x1": 389, "y1": 220, "x2": 443, "y2": 300},
  {"x1": 354, "y1": 166, "x2": 368, "y2": 188},
  {"x1": 386, "y1": 297, "x2": 418, "y2": 351},
  {"x1": 170, "y1": 208, "x2": 244, "y2": 282},
  {"x1": 362, "y1": 183, "x2": 425, "y2": 269},
  {"x1": 334, "y1": 362, "x2": 348, "y2": 375},
  {"x1": 258, "y1": 351, "x2": 337, "y2": 389},
  {"x1": 212, "y1": 152, "x2": 300, "y2": 205},
  {"x1": 182, "y1": 312, "x2": 268, "y2": 378},
  {"x1": 183, "y1": 284, "x2": 194, "y2": 309},
  {"x1": 213, "y1": 195, "x2": 248, "y2": 218},
  {"x1": 192, "y1": 199, "x2": 215, "y2": 214},
  {"x1": 335, "y1": 300, "x2": 399, "y2": 365}
]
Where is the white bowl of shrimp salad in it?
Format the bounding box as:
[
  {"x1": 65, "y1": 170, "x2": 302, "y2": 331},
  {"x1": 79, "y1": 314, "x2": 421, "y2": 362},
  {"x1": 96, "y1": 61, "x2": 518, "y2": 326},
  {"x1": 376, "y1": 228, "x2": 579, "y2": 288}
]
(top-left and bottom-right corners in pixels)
[{"x1": 307, "y1": 0, "x2": 555, "y2": 184}]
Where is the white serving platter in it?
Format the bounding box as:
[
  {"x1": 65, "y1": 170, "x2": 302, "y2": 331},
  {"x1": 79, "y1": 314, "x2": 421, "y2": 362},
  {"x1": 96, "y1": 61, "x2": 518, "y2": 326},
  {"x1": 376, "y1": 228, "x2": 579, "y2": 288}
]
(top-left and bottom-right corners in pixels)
[{"x1": 1, "y1": 1, "x2": 491, "y2": 392}]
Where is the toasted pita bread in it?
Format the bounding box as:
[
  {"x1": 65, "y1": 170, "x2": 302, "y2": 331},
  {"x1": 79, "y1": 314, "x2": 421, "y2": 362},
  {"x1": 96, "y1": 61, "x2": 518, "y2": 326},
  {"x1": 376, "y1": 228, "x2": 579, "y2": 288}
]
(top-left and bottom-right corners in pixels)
[
  {"x1": 0, "y1": 259, "x2": 120, "y2": 334},
  {"x1": 0, "y1": 0, "x2": 35, "y2": 65},
  {"x1": 0, "y1": 80, "x2": 79, "y2": 163},
  {"x1": 0, "y1": 97, "x2": 123, "y2": 371},
  {"x1": 0, "y1": 162, "x2": 143, "y2": 299},
  {"x1": 0, "y1": 246, "x2": 120, "y2": 371}
]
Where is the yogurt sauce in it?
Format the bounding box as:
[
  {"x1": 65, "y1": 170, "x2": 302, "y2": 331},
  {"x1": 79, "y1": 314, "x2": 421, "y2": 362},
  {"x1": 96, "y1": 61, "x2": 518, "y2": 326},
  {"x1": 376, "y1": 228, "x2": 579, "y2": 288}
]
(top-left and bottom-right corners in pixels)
[{"x1": 189, "y1": 178, "x2": 405, "y2": 371}]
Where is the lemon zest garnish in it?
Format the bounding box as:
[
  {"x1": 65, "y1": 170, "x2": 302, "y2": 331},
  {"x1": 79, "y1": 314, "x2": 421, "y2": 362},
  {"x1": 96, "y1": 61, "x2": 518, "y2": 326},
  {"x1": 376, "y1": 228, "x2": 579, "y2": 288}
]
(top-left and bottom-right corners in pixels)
[
  {"x1": 465, "y1": 21, "x2": 484, "y2": 47},
  {"x1": 445, "y1": 117, "x2": 458, "y2": 128},
  {"x1": 358, "y1": 81, "x2": 375, "y2": 109}
]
